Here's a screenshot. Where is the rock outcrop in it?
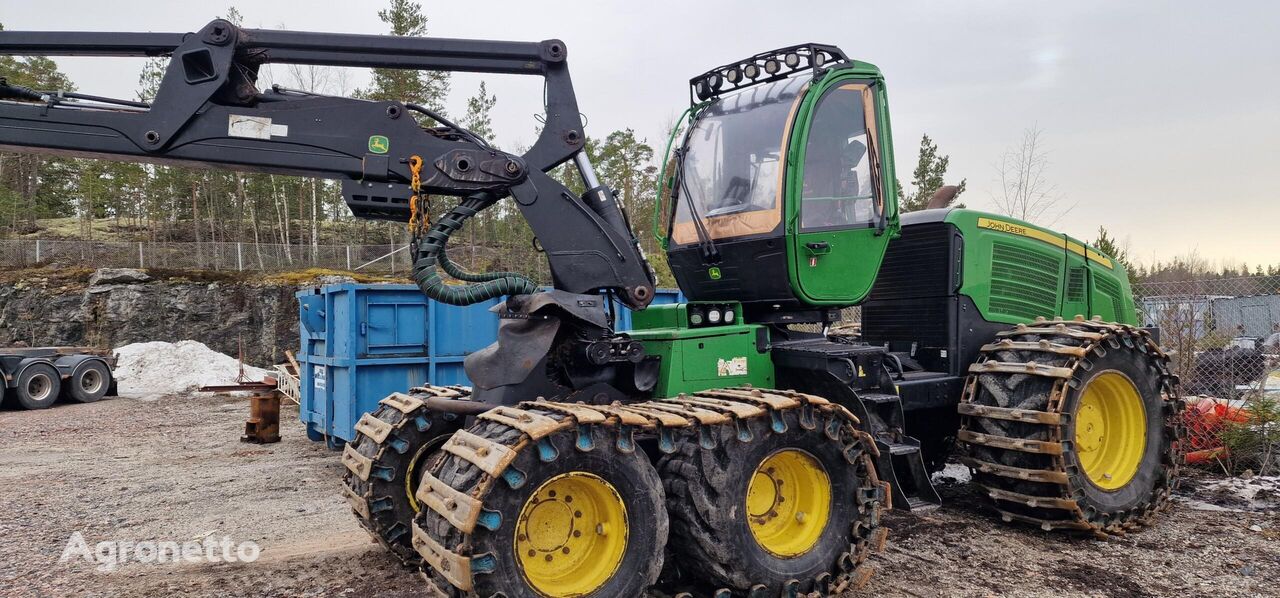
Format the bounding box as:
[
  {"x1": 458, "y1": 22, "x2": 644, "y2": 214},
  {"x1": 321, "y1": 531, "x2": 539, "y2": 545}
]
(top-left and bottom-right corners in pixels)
[{"x1": 0, "y1": 269, "x2": 302, "y2": 366}]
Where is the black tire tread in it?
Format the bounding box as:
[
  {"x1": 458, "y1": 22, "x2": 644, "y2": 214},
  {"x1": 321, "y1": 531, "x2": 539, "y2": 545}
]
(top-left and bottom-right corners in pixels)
[
  {"x1": 658, "y1": 406, "x2": 884, "y2": 595},
  {"x1": 959, "y1": 318, "x2": 1184, "y2": 535},
  {"x1": 409, "y1": 389, "x2": 887, "y2": 597},
  {"x1": 342, "y1": 391, "x2": 462, "y2": 566}
]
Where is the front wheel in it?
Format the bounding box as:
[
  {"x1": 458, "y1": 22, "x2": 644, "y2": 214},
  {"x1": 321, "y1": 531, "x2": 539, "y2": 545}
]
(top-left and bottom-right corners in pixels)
[
  {"x1": 415, "y1": 407, "x2": 667, "y2": 597},
  {"x1": 342, "y1": 390, "x2": 463, "y2": 565},
  {"x1": 659, "y1": 402, "x2": 885, "y2": 595}
]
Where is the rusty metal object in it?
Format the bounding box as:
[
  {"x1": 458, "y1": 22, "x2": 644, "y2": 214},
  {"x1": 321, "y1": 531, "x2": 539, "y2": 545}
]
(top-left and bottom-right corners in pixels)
[
  {"x1": 199, "y1": 381, "x2": 278, "y2": 393},
  {"x1": 241, "y1": 390, "x2": 281, "y2": 444},
  {"x1": 199, "y1": 372, "x2": 282, "y2": 444}
]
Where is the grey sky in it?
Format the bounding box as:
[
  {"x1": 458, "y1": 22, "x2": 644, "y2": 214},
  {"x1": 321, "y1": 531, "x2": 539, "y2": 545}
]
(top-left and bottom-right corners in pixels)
[{"x1": 3, "y1": 1, "x2": 1278, "y2": 267}]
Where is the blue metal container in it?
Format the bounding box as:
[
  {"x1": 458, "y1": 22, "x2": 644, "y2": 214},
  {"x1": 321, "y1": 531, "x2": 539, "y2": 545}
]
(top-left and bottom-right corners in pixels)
[
  {"x1": 297, "y1": 283, "x2": 683, "y2": 445},
  {"x1": 297, "y1": 284, "x2": 500, "y2": 446}
]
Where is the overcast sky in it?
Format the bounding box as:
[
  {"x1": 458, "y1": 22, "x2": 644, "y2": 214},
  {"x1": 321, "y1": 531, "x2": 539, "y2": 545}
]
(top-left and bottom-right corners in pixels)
[{"x1": 3, "y1": 1, "x2": 1278, "y2": 267}]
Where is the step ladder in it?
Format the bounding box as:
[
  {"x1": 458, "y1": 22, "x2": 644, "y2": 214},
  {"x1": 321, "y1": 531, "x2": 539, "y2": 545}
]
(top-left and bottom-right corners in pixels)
[{"x1": 858, "y1": 392, "x2": 941, "y2": 511}]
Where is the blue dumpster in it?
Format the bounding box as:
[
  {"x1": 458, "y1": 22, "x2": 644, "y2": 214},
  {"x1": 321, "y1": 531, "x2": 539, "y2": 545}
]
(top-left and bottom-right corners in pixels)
[{"x1": 297, "y1": 283, "x2": 683, "y2": 445}]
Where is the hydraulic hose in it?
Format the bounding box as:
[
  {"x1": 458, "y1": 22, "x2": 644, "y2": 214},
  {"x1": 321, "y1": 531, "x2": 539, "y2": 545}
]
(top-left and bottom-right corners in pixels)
[{"x1": 412, "y1": 194, "x2": 537, "y2": 305}]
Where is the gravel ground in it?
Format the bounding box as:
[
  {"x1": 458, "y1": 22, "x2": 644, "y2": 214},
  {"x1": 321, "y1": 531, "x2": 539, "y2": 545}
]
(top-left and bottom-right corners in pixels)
[{"x1": 1, "y1": 393, "x2": 1277, "y2": 597}]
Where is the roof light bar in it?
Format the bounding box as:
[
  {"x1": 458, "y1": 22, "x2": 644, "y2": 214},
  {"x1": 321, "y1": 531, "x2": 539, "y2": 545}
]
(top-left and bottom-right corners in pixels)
[{"x1": 689, "y1": 43, "x2": 850, "y2": 103}]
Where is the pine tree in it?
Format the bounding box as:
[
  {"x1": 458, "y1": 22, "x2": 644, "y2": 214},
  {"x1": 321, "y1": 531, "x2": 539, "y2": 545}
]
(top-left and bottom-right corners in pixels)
[
  {"x1": 359, "y1": 0, "x2": 451, "y2": 120},
  {"x1": 897, "y1": 134, "x2": 966, "y2": 212},
  {"x1": 1092, "y1": 226, "x2": 1133, "y2": 272},
  {"x1": 461, "y1": 82, "x2": 498, "y2": 144},
  {"x1": 0, "y1": 38, "x2": 80, "y2": 229}
]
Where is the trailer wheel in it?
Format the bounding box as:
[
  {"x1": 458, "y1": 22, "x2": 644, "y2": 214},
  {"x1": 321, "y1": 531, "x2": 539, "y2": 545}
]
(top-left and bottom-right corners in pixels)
[
  {"x1": 67, "y1": 361, "x2": 111, "y2": 403},
  {"x1": 16, "y1": 363, "x2": 61, "y2": 410}
]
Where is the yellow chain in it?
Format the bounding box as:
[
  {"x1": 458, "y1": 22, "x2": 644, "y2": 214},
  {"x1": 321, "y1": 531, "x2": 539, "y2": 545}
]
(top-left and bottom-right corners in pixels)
[{"x1": 407, "y1": 155, "x2": 425, "y2": 232}]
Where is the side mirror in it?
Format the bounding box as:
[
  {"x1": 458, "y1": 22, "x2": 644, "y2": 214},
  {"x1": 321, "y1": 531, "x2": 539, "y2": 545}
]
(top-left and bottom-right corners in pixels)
[{"x1": 925, "y1": 185, "x2": 959, "y2": 210}]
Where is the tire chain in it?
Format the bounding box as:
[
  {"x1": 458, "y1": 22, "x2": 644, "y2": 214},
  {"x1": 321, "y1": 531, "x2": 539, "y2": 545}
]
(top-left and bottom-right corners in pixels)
[
  {"x1": 341, "y1": 385, "x2": 471, "y2": 565},
  {"x1": 957, "y1": 316, "x2": 1186, "y2": 536},
  {"x1": 399, "y1": 386, "x2": 889, "y2": 597}
]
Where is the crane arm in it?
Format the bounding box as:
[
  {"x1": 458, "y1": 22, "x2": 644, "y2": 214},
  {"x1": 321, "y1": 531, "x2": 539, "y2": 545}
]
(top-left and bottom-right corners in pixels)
[{"x1": 0, "y1": 19, "x2": 655, "y2": 308}]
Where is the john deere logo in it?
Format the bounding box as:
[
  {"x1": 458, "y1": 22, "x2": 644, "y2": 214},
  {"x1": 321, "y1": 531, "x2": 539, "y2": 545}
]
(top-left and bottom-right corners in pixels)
[
  {"x1": 708, "y1": 267, "x2": 722, "y2": 280},
  {"x1": 368, "y1": 135, "x2": 390, "y2": 154}
]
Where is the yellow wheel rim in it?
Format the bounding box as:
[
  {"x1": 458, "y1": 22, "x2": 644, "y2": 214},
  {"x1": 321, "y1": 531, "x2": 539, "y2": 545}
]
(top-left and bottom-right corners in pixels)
[
  {"x1": 746, "y1": 449, "x2": 831, "y2": 558},
  {"x1": 405, "y1": 435, "x2": 449, "y2": 513},
  {"x1": 1075, "y1": 371, "x2": 1147, "y2": 491},
  {"x1": 515, "y1": 472, "x2": 628, "y2": 597}
]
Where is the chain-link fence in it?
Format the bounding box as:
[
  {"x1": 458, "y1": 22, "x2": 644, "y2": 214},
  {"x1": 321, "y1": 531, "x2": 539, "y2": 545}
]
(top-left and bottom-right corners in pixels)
[
  {"x1": 1132, "y1": 277, "x2": 1280, "y2": 475},
  {"x1": 0, "y1": 238, "x2": 553, "y2": 282}
]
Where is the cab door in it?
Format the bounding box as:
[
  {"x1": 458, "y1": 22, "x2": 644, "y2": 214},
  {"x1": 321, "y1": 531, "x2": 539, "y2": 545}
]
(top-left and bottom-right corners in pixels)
[{"x1": 788, "y1": 80, "x2": 897, "y2": 304}]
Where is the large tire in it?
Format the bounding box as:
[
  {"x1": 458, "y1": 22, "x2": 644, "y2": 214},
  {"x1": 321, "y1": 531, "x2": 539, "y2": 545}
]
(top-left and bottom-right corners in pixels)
[
  {"x1": 66, "y1": 360, "x2": 111, "y2": 403},
  {"x1": 417, "y1": 409, "x2": 667, "y2": 598},
  {"x1": 16, "y1": 363, "x2": 61, "y2": 410},
  {"x1": 659, "y1": 402, "x2": 885, "y2": 595},
  {"x1": 341, "y1": 390, "x2": 464, "y2": 565},
  {"x1": 959, "y1": 318, "x2": 1183, "y2": 534}
]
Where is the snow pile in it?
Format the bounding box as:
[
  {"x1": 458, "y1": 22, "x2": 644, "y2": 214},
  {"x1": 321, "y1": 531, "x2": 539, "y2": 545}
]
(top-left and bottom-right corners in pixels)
[
  {"x1": 113, "y1": 340, "x2": 272, "y2": 400},
  {"x1": 1179, "y1": 475, "x2": 1280, "y2": 513},
  {"x1": 930, "y1": 462, "x2": 973, "y2": 485}
]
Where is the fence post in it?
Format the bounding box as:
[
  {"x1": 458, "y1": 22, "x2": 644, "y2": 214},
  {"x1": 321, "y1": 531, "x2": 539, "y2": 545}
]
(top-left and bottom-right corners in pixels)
[
  {"x1": 138, "y1": 242, "x2": 144, "y2": 268},
  {"x1": 237, "y1": 242, "x2": 243, "y2": 272},
  {"x1": 35, "y1": 239, "x2": 41, "y2": 263},
  {"x1": 346, "y1": 246, "x2": 351, "y2": 271}
]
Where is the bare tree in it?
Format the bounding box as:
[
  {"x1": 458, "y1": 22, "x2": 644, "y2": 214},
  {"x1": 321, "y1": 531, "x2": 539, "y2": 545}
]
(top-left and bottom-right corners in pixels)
[{"x1": 991, "y1": 126, "x2": 1072, "y2": 225}]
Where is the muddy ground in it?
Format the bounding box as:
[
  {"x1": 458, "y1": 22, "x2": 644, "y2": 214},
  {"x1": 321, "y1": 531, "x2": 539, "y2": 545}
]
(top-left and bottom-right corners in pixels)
[{"x1": 1, "y1": 393, "x2": 1276, "y2": 598}]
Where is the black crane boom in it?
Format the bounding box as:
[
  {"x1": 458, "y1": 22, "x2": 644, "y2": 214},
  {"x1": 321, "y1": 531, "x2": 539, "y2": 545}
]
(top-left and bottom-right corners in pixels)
[{"x1": 0, "y1": 19, "x2": 655, "y2": 308}]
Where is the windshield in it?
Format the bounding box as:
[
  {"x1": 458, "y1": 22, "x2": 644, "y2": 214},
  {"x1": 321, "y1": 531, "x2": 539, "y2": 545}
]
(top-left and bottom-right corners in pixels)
[{"x1": 671, "y1": 75, "x2": 809, "y2": 245}]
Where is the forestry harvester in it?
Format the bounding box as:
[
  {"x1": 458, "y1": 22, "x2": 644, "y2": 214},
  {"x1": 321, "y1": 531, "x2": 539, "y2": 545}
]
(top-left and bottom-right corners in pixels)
[{"x1": 0, "y1": 20, "x2": 1181, "y2": 597}]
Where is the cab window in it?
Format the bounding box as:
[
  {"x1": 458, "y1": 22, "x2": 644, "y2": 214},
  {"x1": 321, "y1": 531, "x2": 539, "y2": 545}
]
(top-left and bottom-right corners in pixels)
[{"x1": 799, "y1": 83, "x2": 879, "y2": 231}]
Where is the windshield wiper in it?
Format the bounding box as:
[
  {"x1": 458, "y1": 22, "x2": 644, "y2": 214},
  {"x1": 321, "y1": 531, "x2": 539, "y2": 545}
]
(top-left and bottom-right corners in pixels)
[{"x1": 673, "y1": 116, "x2": 721, "y2": 265}]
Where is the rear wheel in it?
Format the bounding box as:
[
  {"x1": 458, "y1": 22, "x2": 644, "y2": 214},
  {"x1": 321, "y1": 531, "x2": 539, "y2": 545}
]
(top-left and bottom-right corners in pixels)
[
  {"x1": 16, "y1": 363, "x2": 60, "y2": 410},
  {"x1": 342, "y1": 390, "x2": 463, "y2": 565},
  {"x1": 958, "y1": 318, "x2": 1182, "y2": 534},
  {"x1": 67, "y1": 361, "x2": 111, "y2": 403},
  {"x1": 660, "y1": 404, "x2": 884, "y2": 594}
]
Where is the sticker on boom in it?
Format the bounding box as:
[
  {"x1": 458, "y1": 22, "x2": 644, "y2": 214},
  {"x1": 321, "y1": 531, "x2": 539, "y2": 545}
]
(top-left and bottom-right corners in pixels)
[{"x1": 368, "y1": 135, "x2": 390, "y2": 154}]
